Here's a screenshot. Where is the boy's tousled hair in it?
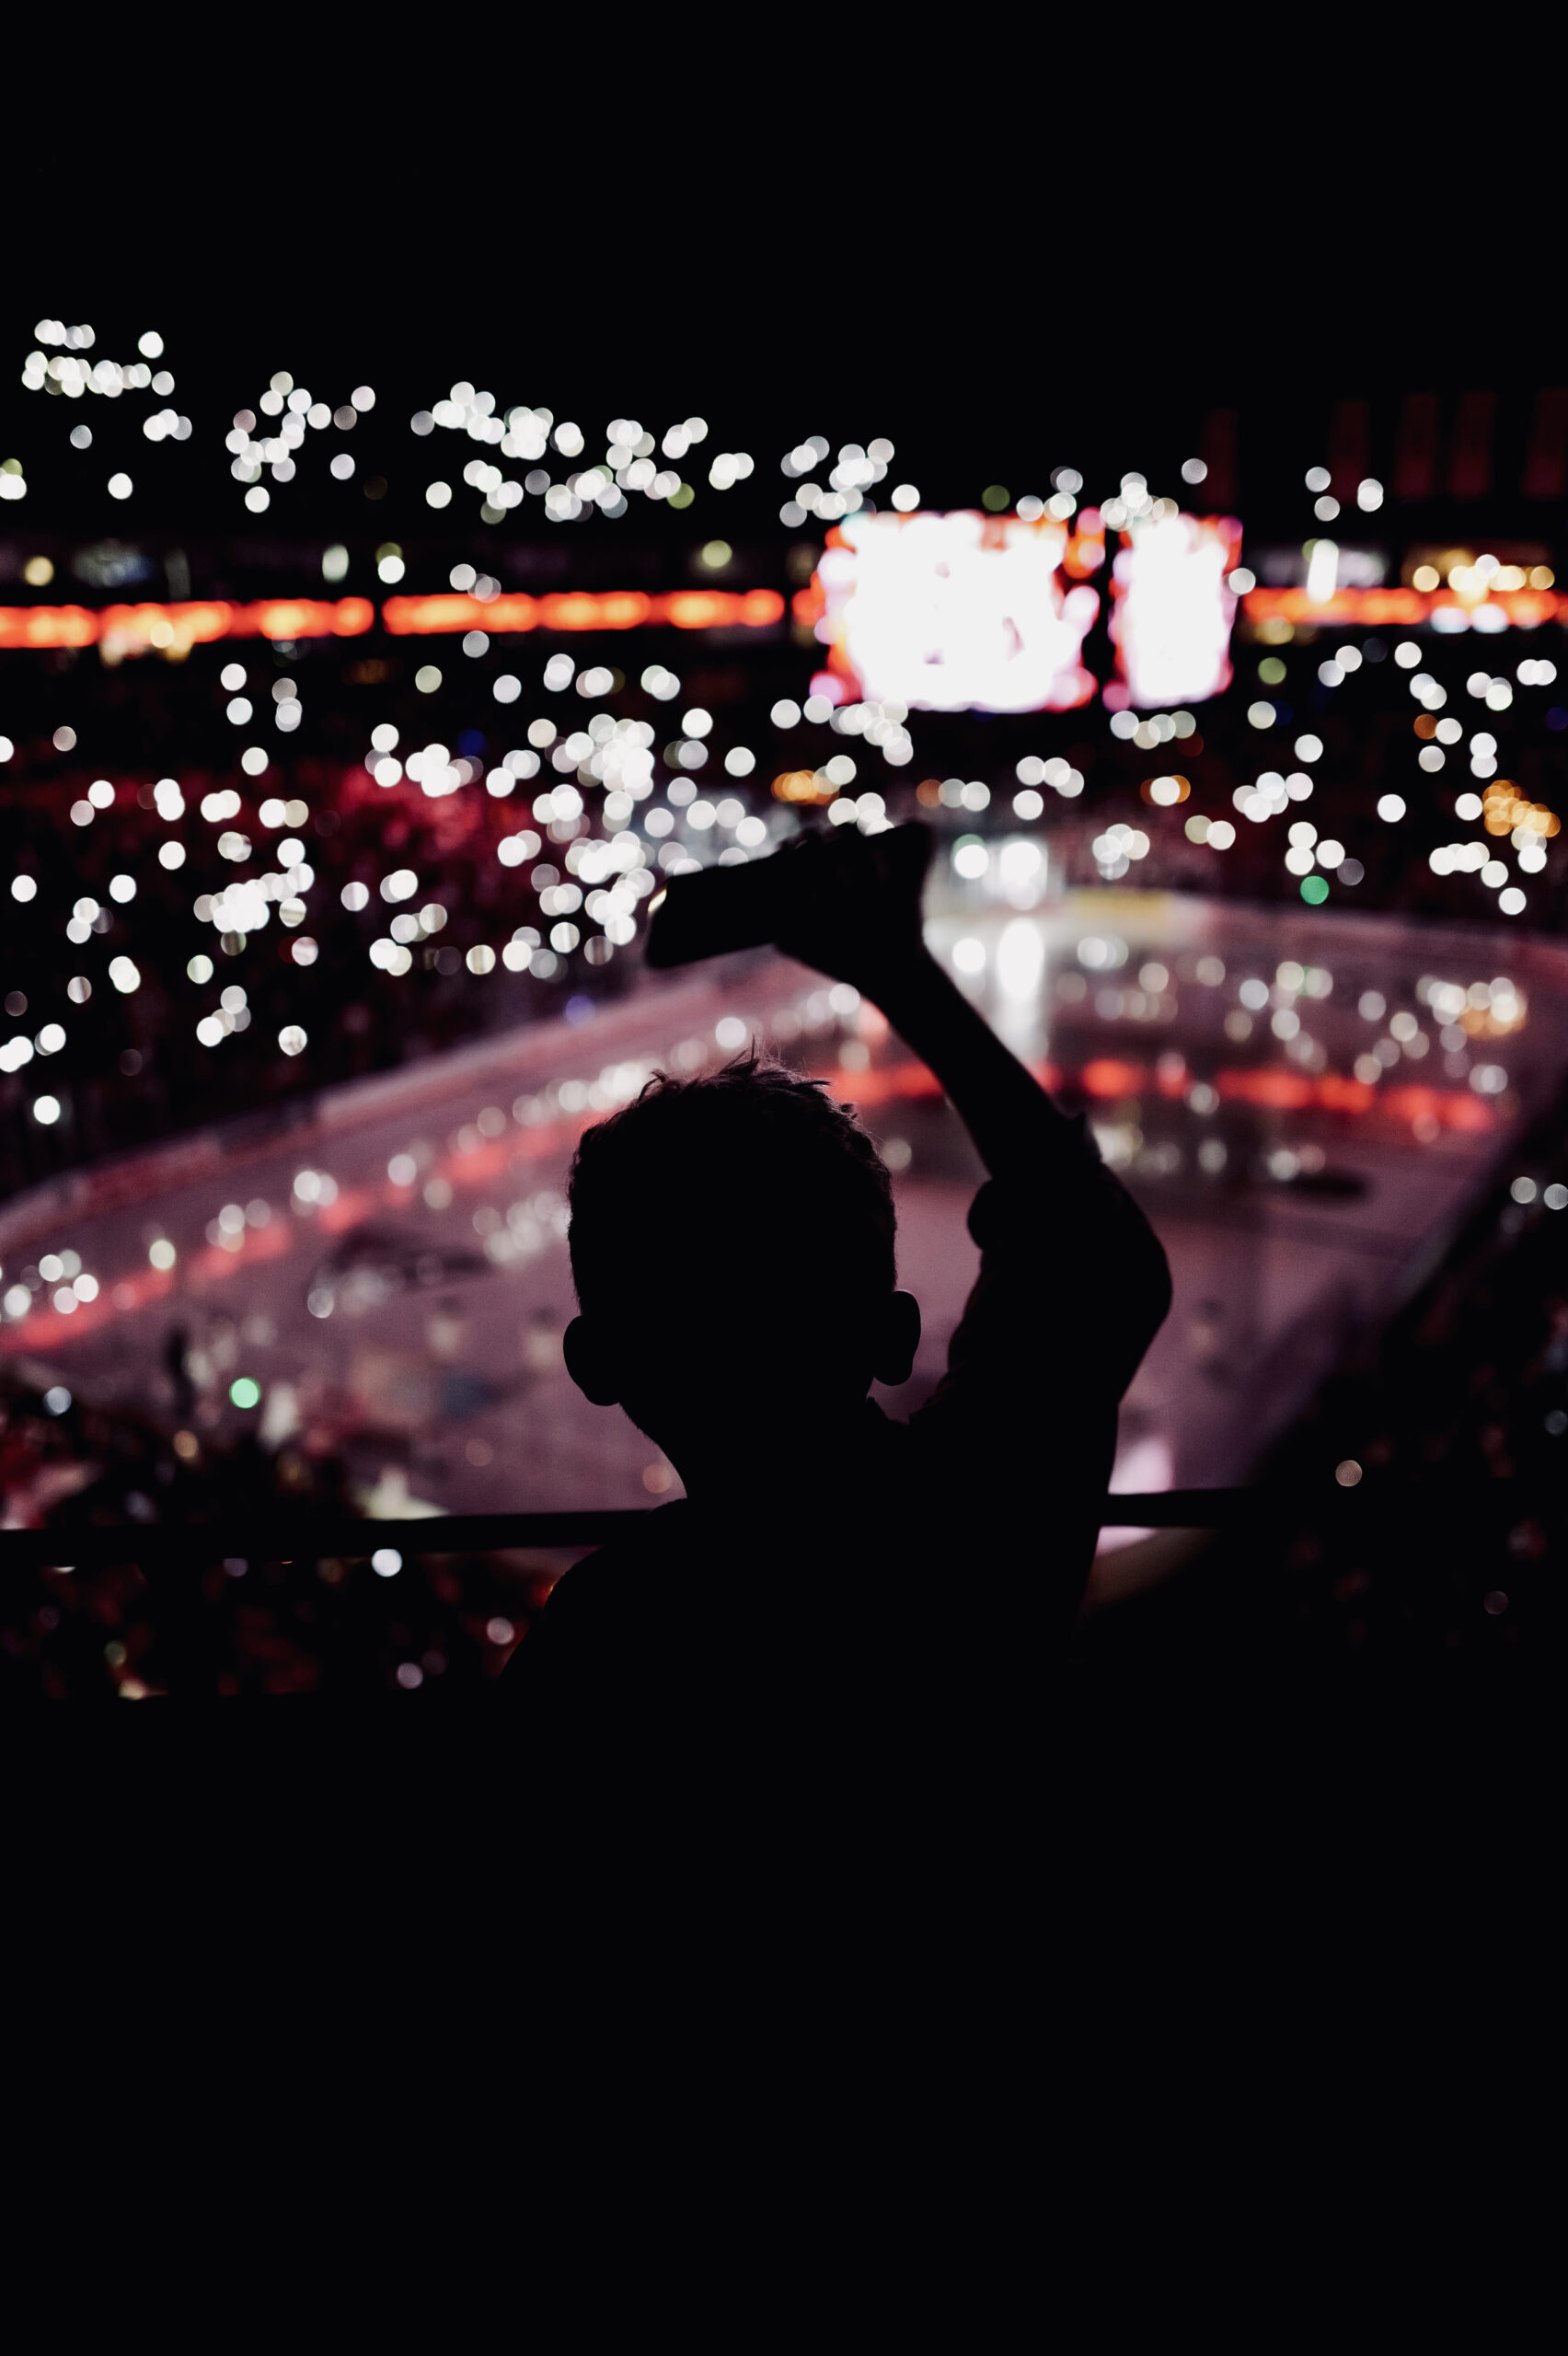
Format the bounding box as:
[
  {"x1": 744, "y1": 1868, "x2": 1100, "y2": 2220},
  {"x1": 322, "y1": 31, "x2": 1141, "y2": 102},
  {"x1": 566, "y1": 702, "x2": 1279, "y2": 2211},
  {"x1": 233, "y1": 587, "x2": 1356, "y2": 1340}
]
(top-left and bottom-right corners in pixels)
[{"x1": 568, "y1": 1054, "x2": 896, "y2": 1315}]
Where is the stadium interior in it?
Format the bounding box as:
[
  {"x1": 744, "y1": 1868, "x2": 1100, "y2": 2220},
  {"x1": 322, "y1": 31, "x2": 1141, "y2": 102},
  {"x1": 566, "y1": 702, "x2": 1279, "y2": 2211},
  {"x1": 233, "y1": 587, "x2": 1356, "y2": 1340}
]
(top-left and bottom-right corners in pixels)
[{"x1": 0, "y1": 324, "x2": 1561, "y2": 1767}]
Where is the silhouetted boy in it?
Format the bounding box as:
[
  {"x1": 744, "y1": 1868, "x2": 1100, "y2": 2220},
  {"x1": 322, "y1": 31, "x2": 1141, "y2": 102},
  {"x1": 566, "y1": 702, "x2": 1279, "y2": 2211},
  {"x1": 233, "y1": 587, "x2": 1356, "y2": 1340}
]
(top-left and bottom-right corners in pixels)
[{"x1": 508, "y1": 825, "x2": 1170, "y2": 1787}]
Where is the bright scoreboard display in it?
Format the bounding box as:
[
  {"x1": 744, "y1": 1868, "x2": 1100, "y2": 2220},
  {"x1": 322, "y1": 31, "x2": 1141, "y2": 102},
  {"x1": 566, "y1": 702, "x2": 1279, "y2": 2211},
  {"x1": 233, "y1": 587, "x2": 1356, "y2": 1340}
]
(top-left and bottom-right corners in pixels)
[{"x1": 800, "y1": 507, "x2": 1242, "y2": 715}]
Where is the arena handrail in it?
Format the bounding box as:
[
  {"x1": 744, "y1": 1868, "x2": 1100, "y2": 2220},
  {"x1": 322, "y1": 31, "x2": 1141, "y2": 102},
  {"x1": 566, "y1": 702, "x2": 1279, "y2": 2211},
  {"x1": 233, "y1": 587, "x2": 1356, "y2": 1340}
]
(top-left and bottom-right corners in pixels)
[{"x1": 0, "y1": 1480, "x2": 1541, "y2": 1574}]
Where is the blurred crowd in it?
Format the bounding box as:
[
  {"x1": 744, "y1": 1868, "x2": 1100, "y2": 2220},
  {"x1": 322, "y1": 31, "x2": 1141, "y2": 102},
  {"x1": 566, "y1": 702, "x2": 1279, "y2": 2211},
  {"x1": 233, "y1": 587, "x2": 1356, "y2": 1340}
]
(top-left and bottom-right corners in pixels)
[
  {"x1": 0, "y1": 1370, "x2": 560, "y2": 1701},
  {"x1": 1277, "y1": 1133, "x2": 1564, "y2": 1665},
  {"x1": 1, "y1": 605, "x2": 1564, "y2": 1194}
]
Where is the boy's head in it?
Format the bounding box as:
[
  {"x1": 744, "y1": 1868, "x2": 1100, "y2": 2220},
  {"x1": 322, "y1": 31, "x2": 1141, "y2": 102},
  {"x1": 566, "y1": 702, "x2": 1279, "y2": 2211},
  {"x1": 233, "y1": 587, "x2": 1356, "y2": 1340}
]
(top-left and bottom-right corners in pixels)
[{"x1": 564, "y1": 1056, "x2": 919, "y2": 1476}]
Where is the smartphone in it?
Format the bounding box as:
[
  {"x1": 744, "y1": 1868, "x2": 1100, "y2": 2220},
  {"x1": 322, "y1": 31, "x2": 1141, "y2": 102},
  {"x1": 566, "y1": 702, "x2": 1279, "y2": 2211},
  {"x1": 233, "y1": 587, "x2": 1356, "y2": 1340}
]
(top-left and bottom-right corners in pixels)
[
  {"x1": 643, "y1": 850, "x2": 795, "y2": 968},
  {"x1": 644, "y1": 823, "x2": 930, "y2": 970}
]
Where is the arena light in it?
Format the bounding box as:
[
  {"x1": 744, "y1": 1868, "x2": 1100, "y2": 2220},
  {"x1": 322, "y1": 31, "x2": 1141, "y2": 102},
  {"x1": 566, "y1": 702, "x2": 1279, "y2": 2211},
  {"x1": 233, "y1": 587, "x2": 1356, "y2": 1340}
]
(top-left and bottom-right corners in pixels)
[
  {"x1": 0, "y1": 589, "x2": 782, "y2": 654},
  {"x1": 383, "y1": 589, "x2": 784, "y2": 635},
  {"x1": 1243, "y1": 586, "x2": 1566, "y2": 629},
  {"x1": 9, "y1": 579, "x2": 1561, "y2": 672},
  {"x1": 0, "y1": 597, "x2": 375, "y2": 655}
]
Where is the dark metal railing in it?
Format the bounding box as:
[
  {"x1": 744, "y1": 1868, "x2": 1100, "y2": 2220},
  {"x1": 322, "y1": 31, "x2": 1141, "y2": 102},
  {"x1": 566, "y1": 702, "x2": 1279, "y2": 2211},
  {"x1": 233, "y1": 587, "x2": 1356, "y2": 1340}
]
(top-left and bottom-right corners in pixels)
[{"x1": 0, "y1": 1481, "x2": 1541, "y2": 1574}]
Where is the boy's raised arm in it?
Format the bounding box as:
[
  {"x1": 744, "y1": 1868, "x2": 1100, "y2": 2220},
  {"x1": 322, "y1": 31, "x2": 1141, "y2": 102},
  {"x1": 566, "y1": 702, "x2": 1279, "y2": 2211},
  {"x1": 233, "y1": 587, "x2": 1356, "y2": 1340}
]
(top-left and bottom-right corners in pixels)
[
  {"x1": 774, "y1": 823, "x2": 1098, "y2": 1180},
  {"x1": 773, "y1": 822, "x2": 1171, "y2": 1416}
]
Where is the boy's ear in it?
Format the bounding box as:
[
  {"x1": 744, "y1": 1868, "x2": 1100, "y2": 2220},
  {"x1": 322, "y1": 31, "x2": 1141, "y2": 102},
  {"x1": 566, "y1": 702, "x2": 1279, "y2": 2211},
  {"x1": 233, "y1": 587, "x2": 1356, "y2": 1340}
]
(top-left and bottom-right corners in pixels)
[
  {"x1": 870, "y1": 1289, "x2": 921, "y2": 1389},
  {"x1": 563, "y1": 1313, "x2": 622, "y2": 1407}
]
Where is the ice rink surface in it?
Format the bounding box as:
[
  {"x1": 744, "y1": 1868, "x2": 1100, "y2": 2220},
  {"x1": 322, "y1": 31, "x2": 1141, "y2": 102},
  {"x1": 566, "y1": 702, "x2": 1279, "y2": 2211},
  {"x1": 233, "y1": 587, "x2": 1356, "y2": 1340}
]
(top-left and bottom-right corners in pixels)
[{"x1": 4, "y1": 886, "x2": 1565, "y2": 1553}]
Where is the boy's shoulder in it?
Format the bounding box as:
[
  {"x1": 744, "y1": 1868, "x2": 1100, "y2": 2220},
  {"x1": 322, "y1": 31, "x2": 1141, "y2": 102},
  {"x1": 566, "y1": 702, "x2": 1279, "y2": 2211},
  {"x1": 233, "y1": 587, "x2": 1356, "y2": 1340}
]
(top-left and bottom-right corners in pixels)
[
  {"x1": 503, "y1": 1509, "x2": 690, "y2": 1715},
  {"x1": 540, "y1": 1500, "x2": 693, "y2": 1621}
]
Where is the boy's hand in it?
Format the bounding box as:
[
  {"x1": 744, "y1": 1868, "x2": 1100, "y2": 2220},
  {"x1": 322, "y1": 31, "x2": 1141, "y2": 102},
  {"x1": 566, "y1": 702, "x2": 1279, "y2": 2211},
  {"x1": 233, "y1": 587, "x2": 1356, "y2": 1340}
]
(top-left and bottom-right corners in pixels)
[{"x1": 772, "y1": 822, "x2": 933, "y2": 998}]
